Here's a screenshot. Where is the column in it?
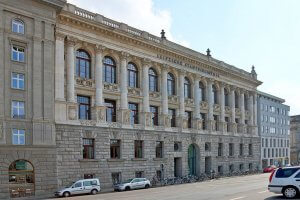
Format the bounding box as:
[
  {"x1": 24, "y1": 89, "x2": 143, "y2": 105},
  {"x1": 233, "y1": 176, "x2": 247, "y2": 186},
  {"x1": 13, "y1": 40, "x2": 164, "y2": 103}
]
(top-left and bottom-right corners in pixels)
[
  {"x1": 248, "y1": 94, "x2": 254, "y2": 125},
  {"x1": 120, "y1": 52, "x2": 129, "y2": 109},
  {"x1": 179, "y1": 70, "x2": 185, "y2": 116},
  {"x1": 240, "y1": 91, "x2": 245, "y2": 124},
  {"x1": 193, "y1": 76, "x2": 200, "y2": 119},
  {"x1": 253, "y1": 93, "x2": 258, "y2": 126},
  {"x1": 220, "y1": 83, "x2": 225, "y2": 122},
  {"x1": 95, "y1": 45, "x2": 105, "y2": 106},
  {"x1": 207, "y1": 80, "x2": 213, "y2": 120},
  {"x1": 161, "y1": 65, "x2": 168, "y2": 115},
  {"x1": 66, "y1": 37, "x2": 76, "y2": 103},
  {"x1": 230, "y1": 88, "x2": 235, "y2": 122},
  {"x1": 55, "y1": 33, "x2": 65, "y2": 101},
  {"x1": 142, "y1": 60, "x2": 150, "y2": 113}
]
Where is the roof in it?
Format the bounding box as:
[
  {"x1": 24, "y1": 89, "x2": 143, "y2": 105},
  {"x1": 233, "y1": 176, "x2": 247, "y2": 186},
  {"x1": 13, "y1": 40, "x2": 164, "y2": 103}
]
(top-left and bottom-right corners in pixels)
[{"x1": 257, "y1": 91, "x2": 285, "y2": 103}]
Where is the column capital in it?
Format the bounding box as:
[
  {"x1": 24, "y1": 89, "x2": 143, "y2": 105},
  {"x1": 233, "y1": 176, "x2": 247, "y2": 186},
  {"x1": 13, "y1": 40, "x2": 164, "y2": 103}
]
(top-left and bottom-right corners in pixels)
[
  {"x1": 229, "y1": 85, "x2": 237, "y2": 92},
  {"x1": 192, "y1": 74, "x2": 201, "y2": 81},
  {"x1": 142, "y1": 58, "x2": 151, "y2": 66},
  {"x1": 207, "y1": 78, "x2": 214, "y2": 85},
  {"x1": 94, "y1": 44, "x2": 106, "y2": 54},
  {"x1": 55, "y1": 32, "x2": 65, "y2": 41},
  {"x1": 179, "y1": 69, "x2": 186, "y2": 76},
  {"x1": 161, "y1": 64, "x2": 170, "y2": 72},
  {"x1": 219, "y1": 81, "x2": 227, "y2": 88},
  {"x1": 66, "y1": 36, "x2": 77, "y2": 46},
  {"x1": 119, "y1": 51, "x2": 130, "y2": 61}
]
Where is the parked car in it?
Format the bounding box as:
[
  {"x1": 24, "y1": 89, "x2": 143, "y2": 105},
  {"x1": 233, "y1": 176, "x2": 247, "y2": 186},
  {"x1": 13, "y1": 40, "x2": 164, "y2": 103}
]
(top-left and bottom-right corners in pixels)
[
  {"x1": 263, "y1": 165, "x2": 277, "y2": 173},
  {"x1": 268, "y1": 166, "x2": 300, "y2": 199},
  {"x1": 54, "y1": 178, "x2": 100, "y2": 197},
  {"x1": 114, "y1": 178, "x2": 151, "y2": 191}
]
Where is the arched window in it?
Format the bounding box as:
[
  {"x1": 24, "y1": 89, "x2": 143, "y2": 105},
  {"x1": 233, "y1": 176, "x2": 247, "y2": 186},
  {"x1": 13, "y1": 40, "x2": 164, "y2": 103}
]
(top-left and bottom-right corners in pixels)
[
  {"x1": 199, "y1": 81, "x2": 205, "y2": 101},
  {"x1": 9, "y1": 160, "x2": 34, "y2": 198},
  {"x1": 184, "y1": 77, "x2": 191, "y2": 98},
  {"x1": 128, "y1": 62, "x2": 138, "y2": 88},
  {"x1": 224, "y1": 88, "x2": 229, "y2": 106},
  {"x1": 167, "y1": 73, "x2": 175, "y2": 95},
  {"x1": 235, "y1": 91, "x2": 239, "y2": 108},
  {"x1": 149, "y1": 68, "x2": 158, "y2": 92},
  {"x1": 212, "y1": 85, "x2": 218, "y2": 104},
  {"x1": 103, "y1": 56, "x2": 116, "y2": 84},
  {"x1": 76, "y1": 50, "x2": 91, "y2": 79},
  {"x1": 12, "y1": 19, "x2": 24, "y2": 34}
]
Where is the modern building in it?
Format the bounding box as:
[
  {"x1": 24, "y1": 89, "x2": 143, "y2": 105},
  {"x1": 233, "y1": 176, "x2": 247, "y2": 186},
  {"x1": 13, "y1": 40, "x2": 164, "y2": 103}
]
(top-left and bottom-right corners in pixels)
[
  {"x1": 257, "y1": 91, "x2": 290, "y2": 168},
  {"x1": 0, "y1": 0, "x2": 262, "y2": 198},
  {"x1": 290, "y1": 115, "x2": 300, "y2": 165}
]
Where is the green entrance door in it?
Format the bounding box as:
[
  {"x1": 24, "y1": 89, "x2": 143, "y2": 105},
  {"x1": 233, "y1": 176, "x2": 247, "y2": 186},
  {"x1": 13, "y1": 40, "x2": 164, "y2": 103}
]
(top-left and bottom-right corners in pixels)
[{"x1": 188, "y1": 144, "x2": 197, "y2": 175}]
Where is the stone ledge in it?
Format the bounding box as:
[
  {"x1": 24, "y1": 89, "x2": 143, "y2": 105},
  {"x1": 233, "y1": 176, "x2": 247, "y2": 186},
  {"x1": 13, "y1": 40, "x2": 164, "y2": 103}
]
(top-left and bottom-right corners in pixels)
[
  {"x1": 78, "y1": 159, "x2": 100, "y2": 162},
  {"x1": 228, "y1": 156, "x2": 235, "y2": 159},
  {"x1": 153, "y1": 158, "x2": 168, "y2": 161},
  {"x1": 106, "y1": 158, "x2": 125, "y2": 162},
  {"x1": 131, "y1": 158, "x2": 147, "y2": 161}
]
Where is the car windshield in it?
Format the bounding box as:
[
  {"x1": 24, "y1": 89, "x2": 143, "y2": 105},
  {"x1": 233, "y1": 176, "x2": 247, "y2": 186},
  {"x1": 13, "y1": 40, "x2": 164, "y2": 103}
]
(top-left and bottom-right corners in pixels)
[{"x1": 122, "y1": 179, "x2": 133, "y2": 184}]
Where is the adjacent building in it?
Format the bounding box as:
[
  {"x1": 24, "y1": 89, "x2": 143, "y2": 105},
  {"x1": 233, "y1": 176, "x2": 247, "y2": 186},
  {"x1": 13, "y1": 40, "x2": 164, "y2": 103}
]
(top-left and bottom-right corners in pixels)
[
  {"x1": 0, "y1": 0, "x2": 262, "y2": 198},
  {"x1": 290, "y1": 115, "x2": 300, "y2": 165},
  {"x1": 257, "y1": 91, "x2": 290, "y2": 168}
]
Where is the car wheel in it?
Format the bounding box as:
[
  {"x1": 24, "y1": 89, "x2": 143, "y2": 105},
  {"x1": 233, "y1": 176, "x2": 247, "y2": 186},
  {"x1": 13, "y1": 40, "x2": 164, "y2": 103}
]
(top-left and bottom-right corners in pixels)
[
  {"x1": 283, "y1": 186, "x2": 298, "y2": 199},
  {"x1": 63, "y1": 192, "x2": 70, "y2": 197},
  {"x1": 125, "y1": 186, "x2": 130, "y2": 191},
  {"x1": 145, "y1": 184, "x2": 150, "y2": 189},
  {"x1": 91, "y1": 189, "x2": 97, "y2": 195}
]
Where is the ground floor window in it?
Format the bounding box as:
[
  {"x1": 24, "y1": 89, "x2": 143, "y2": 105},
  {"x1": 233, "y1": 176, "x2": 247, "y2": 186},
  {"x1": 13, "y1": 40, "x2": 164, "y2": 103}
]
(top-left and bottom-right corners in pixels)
[
  {"x1": 135, "y1": 171, "x2": 144, "y2": 178},
  {"x1": 112, "y1": 172, "x2": 121, "y2": 184},
  {"x1": 84, "y1": 174, "x2": 95, "y2": 179},
  {"x1": 9, "y1": 160, "x2": 34, "y2": 198}
]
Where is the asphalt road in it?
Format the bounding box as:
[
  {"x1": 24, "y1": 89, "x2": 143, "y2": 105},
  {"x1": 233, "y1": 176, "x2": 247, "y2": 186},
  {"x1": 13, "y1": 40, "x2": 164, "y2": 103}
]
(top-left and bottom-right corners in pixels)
[{"x1": 48, "y1": 173, "x2": 289, "y2": 200}]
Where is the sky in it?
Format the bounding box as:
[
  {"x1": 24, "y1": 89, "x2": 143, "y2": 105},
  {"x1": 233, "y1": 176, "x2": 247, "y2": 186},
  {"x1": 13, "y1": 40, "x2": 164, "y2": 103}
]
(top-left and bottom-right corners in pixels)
[{"x1": 68, "y1": 0, "x2": 300, "y2": 115}]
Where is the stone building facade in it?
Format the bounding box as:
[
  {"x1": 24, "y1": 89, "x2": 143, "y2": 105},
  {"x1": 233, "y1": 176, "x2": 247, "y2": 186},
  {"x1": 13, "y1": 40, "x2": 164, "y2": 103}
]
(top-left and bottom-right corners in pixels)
[
  {"x1": 290, "y1": 115, "x2": 300, "y2": 165},
  {"x1": 0, "y1": 0, "x2": 262, "y2": 199},
  {"x1": 257, "y1": 91, "x2": 290, "y2": 168}
]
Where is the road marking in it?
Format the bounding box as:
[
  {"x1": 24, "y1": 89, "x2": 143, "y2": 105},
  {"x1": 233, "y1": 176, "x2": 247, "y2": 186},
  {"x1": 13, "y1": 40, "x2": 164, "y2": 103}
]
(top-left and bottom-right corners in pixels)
[
  {"x1": 258, "y1": 190, "x2": 268, "y2": 193},
  {"x1": 229, "y1": 197, "x2": 246, "y2": 200}
]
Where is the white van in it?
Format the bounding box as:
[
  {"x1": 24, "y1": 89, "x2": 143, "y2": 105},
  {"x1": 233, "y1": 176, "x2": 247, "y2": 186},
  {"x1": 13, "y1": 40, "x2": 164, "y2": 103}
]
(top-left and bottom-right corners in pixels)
[{"x1": 54, "y1": 178, "x2": 101, "y2": 197}]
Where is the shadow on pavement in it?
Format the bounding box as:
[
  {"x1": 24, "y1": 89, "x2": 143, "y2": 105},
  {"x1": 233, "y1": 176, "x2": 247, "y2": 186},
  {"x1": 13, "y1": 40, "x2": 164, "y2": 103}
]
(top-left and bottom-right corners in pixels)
[{"x1": 264, "y1": 195, "x2": 287, "y2": 200}]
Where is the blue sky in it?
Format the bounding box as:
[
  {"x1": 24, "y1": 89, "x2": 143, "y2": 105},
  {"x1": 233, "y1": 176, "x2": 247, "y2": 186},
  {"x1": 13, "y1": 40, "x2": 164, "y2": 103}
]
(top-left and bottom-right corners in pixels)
[{"x1": 69, "y1": 0, "x2": 300, "y2": 115}]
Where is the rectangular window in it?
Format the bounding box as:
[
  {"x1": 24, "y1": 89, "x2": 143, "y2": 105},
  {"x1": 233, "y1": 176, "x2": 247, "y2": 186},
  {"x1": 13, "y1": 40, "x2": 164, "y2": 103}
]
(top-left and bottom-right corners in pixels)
[
  {"x1": 156, "y1": 170, "x2": 162, "y2": 181},
  {"x1": 11, "y1": 101, "x2": 25, "y2": 119},
  {"x1": 83, "y1": 138, "x2": 94, "y2": 159},
  {"x1": 239, "y1": 163, "x2": 244, "y2": 171},
  {"x1": 84, "y1": 174, "x2": 95, "y2": 179},
  {"x1": 217, "y1": 166, "x2": 223, "y2": 175},
  {"x1": 201, "y1": 113, "x2": 206, "y2": 130},
  {"x1": 135, "y1": 171, "x2": 144, "y2": 178},
  {"x1": 263, "y1": 149, "x2": 266, "y2": 158},
  {"x1": 112, "y1": 172, "x2": 121, "y2": 184},
  {"x1": 150, "y1": 106, "x2": 158, "y2": 126},
  {"x1": 11, "y1": 46, "x2": 25, "y2": 62},
  {"x1": 262, "y1": 138, "x2": 264, "y2": 147},
  {"x1": 174, "y1": 141, "x2": 182, "y2": 152},
  {"x1": 12, "y1": 129, "x2": 25, "y2": 145},
  {"x1": 218, "y1": 143, "x2": 223, "y2": 156},
  {"x1": 11, "y1": 73, "x2": 24, "y2": 90},
  {"x1": 129, "y1": 103, "x2": 138, "y2": 124},
  {"x1": 77, "y1": 96, "x2": 91, "y2": 120},
  {"x1": 229, "y1": 164, "x2": 234, "y2": 172},
  {"x1": 110, "y1": 139, "x2": 120, "y2": 159},
  {"x1": 156, "y1": 141, "x2": 163, "y2": 158},
  {"x1": 275, "y1": 168, "x2": 300, "y2": 178},
  {"x1": 214, "y1": 115, "x2": 218, "y2": 131},
  {"x1": 225, "y1": 117, "x2": 230, "y2": 132},
  {"x1": 105, "y1": 99, "x2": 116, "y2": 122},
  {"x1": 248, "y1": 144, "x2": 253, "y2": 156},
  {"x1": 169, "y1": 109, "x2": 176, "y2": 127},
  {"x1": 205, "y1": 142, "x2": 211, "y2": 151},
  {"x1": 239, "y1": 143, "x2": 243, "y2": 156},
  {"x1": 134, "y1": 140, "x2": 143, "y2": 158},
  {"x1": 185, "y1": 111, "x2": 192, "y2": 128},
  {"x1": 229, "y1": 143, "x2": 234, "y2": 156}
]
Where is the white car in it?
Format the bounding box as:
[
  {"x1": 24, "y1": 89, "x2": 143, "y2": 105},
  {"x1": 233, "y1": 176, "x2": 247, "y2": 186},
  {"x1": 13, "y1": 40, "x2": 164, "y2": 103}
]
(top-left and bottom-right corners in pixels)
[
  {"x1": 268, "y1": 166, "x2": 300, "y2": 199},
  {"x1": 54, "y1": 178, "x2": 101, "y2": 197},
  {"x1": 113, "y1": 178, "x2": 151, "y2": 191}
]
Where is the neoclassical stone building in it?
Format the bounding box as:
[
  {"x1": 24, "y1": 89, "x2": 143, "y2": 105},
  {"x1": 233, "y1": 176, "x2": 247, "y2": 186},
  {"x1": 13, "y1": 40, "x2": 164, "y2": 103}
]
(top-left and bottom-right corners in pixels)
[{"x1": 0, "y1": 0, "x2": 262, "y2": 198}]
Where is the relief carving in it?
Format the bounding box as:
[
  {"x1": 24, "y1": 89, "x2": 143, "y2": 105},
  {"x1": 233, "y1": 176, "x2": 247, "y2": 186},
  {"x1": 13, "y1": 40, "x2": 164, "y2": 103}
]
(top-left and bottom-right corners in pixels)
[
  {"x1": 68, "y1": 106, "x2": 77, "y2": 120},
  {"x1": 104, "y1": 83, "x2": 119, "y2": 92},
  {"x1": 200, "y1": 101, "x2": 208, "y2": 109},
  {"x1": 128, "y1": 87, "x2": 141, "y2": 96},
  {"x1": 75, "y1": 77, "x2": 94, "y2": 87}
]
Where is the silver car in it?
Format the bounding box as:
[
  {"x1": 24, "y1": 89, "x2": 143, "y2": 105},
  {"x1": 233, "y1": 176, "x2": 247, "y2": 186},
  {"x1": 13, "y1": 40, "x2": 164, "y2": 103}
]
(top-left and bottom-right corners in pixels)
[{"x1": 114, "y1": 178, "x2": 151, "y2": 191}]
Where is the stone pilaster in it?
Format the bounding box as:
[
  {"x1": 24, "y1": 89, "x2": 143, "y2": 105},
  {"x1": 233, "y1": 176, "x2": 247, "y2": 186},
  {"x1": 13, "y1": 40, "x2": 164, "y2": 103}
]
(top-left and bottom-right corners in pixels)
[
  {"x1": 248, "y1": 93, "x2": 254, "y2": 126},
  {"x1": 207, "y1": 79, "x2": 213, "y2": 121},
  {"x1": 120, "y1": 52, "x2": 129, "y2": 109},
  {"x1": 118, "y1": 109, "x2": 131, "y2": 125},
  {"x1": 55, "y1": 32, "x2": 65, "y2": 101},
  {"x1": 95, "y1": 45, "x2": 105, "y2": 106},
  {"x1": 193, "y1": 118, "x2": 203, "y2": 130},
  {"x1": 160, "y1": 114, "x2": 171, "y2": 128},
  {"x1": 161, "y1": 65, "x2": 168, "y2": 115},
  {"x1": 91, "y1": 105, "x2": 106, "y2": 122},
  {"x1": 219, "y1": 83, "x2": 225, "y2": 131},
  {"x1": 240, "y1": 90, "x2": 245, "y2": 124},
  {"x1": 253, "y1": 93, "x2": 258, "y2": 126},
  {"x1": 66, "y1": 36, "x2": 76, "y2": 103},
  {"x1": 142, "y1": 59, "x2": 150, "y2": 113},
  {"x1": 179, "y1": 70, "x2": 185, "y2": 116},
  {"x1": 193, "y1": 76, "x2": 200, "y2": 119}
]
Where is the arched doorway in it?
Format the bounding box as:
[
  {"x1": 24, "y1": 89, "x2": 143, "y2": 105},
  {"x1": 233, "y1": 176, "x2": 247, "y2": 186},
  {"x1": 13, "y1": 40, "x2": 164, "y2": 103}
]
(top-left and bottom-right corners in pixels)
[
  {"x1": 188, "y1": 144, "x2": 199, "y2": 176},
  {"x1": 9, "y1": 160, "x2": 35, "y2": 198}
]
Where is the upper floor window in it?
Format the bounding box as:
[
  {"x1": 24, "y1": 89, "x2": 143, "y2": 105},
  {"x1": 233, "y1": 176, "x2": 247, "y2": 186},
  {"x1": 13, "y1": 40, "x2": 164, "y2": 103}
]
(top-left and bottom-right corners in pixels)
[
  {"x1": 12, "y1": 19, "x2": 24, "y2": 34},
  {"x1": 168, "y1": 109, "x2": 176, "y2": 127},
  {"x1": 129, "y1": 102, "x2": 138, "y2": 124},
  {"x1": 11, "y1": 101, "x2": 25, "y2": 119},
  {"x1": 103, "y1": 56, "x2": 116, "y2": 84},
  {"x1": 212, "y1": 85, "x2": 218, "y2": 104},
  {"x1": 184, "y1": 77, "x2": 191, "y2": 98},
  {"x1": 128, "y1": 62, "x2": 138, "y2": 88},
  {"x1": 235, "y1": 91, "x2": 239, "y2": 108},
  {"x1": 11, "y1": 73, "x2": 24, "y2": 90},
  {"x1": 150, "y1": 106, "x2": 158, "y2": 126},
  {"x1": 110, "y1": 139, "x2": 121, "y2": 159},
  {"x1": 105, "y1": 99, "x2": 116, "y2": 122},
  {"x1": 149, "y1": 68, "x2": 158, "y2": 92},
  {"x1": 199, "y1": 81, "x2": 205, "y2": 101},
  {"x1": 11, "y1": 46, "x2": 24, "y2": 62},
  {"x1": 156, "y1": 141, "x2": 163, "y2": 158},
  {"x1": 224, "y1": 88, "x2": 229, "y2": 106},
  {"x1": 83, "y1": 138, "x2": 94, "y2": 159},
  {"x1": 134, "y1": 140, "x2": 143, "y2": 158},
  {"x1": 167, "y1": 73, "x2": 175, "y2": 95},
  {"x1": 76, "y1": 50, "x2": 91, "y2": 79},
  {"x1": 218, "y1": 143, "x2": 223, "y2": 156},
  {"x1": 185, "y1": 111, "x2": 192, "y2": 128},
  {"x1": 12, "y1": 129, "x2": 25, "y2": 145},
  {"x1": 77, "y1": 96, "x2": 91, "y2": 120}
]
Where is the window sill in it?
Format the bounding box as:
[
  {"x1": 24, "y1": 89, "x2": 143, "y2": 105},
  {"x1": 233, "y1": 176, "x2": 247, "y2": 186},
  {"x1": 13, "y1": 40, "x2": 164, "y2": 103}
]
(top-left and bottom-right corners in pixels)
[
  {"x1": 153, "y1": 158, "x2": 167, "y2": 161},
  {"x1": 228, "y1": 156, "x2": 235, "y2": 158},
  {"x1": 131, "y1": 158, "x2": 147, "y2": 161},
  {"x1": 78, "y1": 159, "x2": 100, "y2": 162},
  {"x1": 107, "y1": 158, "x2": 125, "y2": 162},
  {"x1": 216, "y1": 156, "x2": 225, "y2": 159}
]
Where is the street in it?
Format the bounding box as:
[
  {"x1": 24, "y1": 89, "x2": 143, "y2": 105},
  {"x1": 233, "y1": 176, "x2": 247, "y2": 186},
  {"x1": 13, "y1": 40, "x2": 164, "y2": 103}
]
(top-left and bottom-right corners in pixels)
[{"x1": 47, "y1": 173, "x2": 289, "y2": 200}]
